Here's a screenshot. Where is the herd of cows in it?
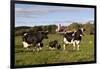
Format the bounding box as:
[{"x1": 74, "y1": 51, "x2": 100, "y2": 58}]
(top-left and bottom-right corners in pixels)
[{"x1": 22, "y1": 28, "x2": 85, "y2": 51}]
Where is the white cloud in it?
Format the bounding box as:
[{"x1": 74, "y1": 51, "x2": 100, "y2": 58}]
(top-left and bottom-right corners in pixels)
[{"x1": 15, "y1": 4, "x2": 93, "y2": 14}]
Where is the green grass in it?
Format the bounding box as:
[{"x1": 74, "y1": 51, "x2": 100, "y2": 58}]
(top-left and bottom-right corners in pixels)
[{"x1": 15, "y1": 34, "x2": 95, "y2": 66}]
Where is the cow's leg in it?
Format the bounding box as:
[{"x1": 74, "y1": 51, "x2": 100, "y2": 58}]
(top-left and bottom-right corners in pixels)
[
  {"x1": 38, "y1": 43, "x2": 41, "y2": 50},
  {"x1": 39, "y1": 43, "x2": 43, "y2": 50},
  {"x1": 37, "y1": 48, "x2": 40, "y2": 52},
  {"x1": 76, "y1": 40, "x2": 80, "y2": 50},
  {"x1": 63, "y1": 44, "x2": 66, "y2": 50},
  {"x1": 63, "y1": 38, "x2": 68, "y2": 50},
  {"x1": 77, "y1": 44, "x2": 80, "y2": 51},
  {"x1": 36, "y1": 43, "x2": 40, "y2": 51},
  {"x1": 72, "y1": 41, "x2": 76, "y2": 50},
  {"x1": 36, "y1": 43, "x2": 43, "y2": 51},
  {"x1": 32, "y1": 43, "x2": 37, "y2": 52}
]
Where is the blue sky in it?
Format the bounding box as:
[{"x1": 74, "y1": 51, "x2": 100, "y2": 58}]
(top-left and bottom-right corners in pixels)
[{"x1": 15, "y1": 4, "x2": 94, "y2": 27}]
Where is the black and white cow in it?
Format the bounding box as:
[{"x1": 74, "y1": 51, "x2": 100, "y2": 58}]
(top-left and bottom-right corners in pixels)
[
  {"x1": 48, "y1": 40, "x2": 61, "y2": 50},
  {"x1": 22, "y1": 31, "x2": 48, "y2": 51},
  {"x1": 63, "y1": 28, "x2": 85, "y2": 51}
]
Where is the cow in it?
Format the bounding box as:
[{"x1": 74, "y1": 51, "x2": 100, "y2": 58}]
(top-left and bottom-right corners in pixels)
[
  {"x1": 22, "y1": 31, "x2": 48, "y2": 51},
  {"x1": 48, "y1": 40, "x2": 61, "y2": 50},
  {"x1": 63, "y1": 28, "x2": 85, "y2": 51}
]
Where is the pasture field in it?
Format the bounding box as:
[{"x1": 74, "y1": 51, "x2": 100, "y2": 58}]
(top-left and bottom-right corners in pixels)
[{"x1": 15, "y1": 34, "x2": 95, "y2": 66}]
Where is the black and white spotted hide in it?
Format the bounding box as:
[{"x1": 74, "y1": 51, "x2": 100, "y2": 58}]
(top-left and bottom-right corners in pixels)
[
  {"x1": 63, "y1": 28, "x2": 84, "y2": 51},
  {"x1": 49, "y1": 40, "x2": 61, "y2": 50}
]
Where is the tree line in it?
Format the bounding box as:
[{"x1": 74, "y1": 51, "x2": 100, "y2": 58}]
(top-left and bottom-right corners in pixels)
[{"x1": 15, "y1": 22, "x2": 95, "y2": 36}]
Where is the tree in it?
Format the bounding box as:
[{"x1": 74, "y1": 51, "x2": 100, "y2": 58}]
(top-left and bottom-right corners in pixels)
[
  {"x1": 83, "y1": 22, "x2": 94, "y2": 34},
  {"x1": 66, "y1": 23, "x2": 82, "y2": 31}
]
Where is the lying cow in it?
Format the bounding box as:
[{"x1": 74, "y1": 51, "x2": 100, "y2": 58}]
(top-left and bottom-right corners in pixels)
[
  {"x1": 63, "y1": 28, "x2": 85, "y2": 51},
  {"x1": 48, "y1": 40, "x2": 61, "y2": 50},
  {"x1": 22, "y1": 31, "x2": 48, "y2": 51}
]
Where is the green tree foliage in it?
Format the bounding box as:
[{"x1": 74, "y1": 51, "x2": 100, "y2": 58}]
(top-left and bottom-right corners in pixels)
[
  {"x1": 15, "y1": 25, "x2": 57, "y2": 36},
  {"x1": 66, "y1": 22, "x2": 94, "y2": 35},
  {"x1": 66, "y1": 23, "x2": 82, "y2": 31},
  {"x1": 83, "y1": 22, "x2": 94, "y2": 34},
  {"x1": 33, "y1": 26, "x2": 43, "y2": 32},
  {"x1": 47, "y1": 25, "x2": 57, "y2": 33},
  {"x1": 15, "y1": 22, "x2": 94, "y2": 36},
  {"x1": 15, "y1": 26, "x2": 31, "y2": 36}
]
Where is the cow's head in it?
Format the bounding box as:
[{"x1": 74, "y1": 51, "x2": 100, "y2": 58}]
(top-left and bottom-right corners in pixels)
[
  {"x1": 41, "y1": 31, "x2": 48, "y2": 39},
  {"x1": 80, "y1": 28, "x2": 85, "y2": 33},
  {"x1": 77, "y1": 28, "x2": 85, "y2": 36}
]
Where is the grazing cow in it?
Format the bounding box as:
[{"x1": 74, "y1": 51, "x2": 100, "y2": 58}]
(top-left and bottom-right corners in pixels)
[
  {"x1": 63, "y1": 28, "x2": 85, "y2": 51},
  {"x1": 48, "y1": 40, "x2": 61, "y2": 50},
  {"x1": 22, "y1": 31, "x2": 48, "y2": 51}
]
